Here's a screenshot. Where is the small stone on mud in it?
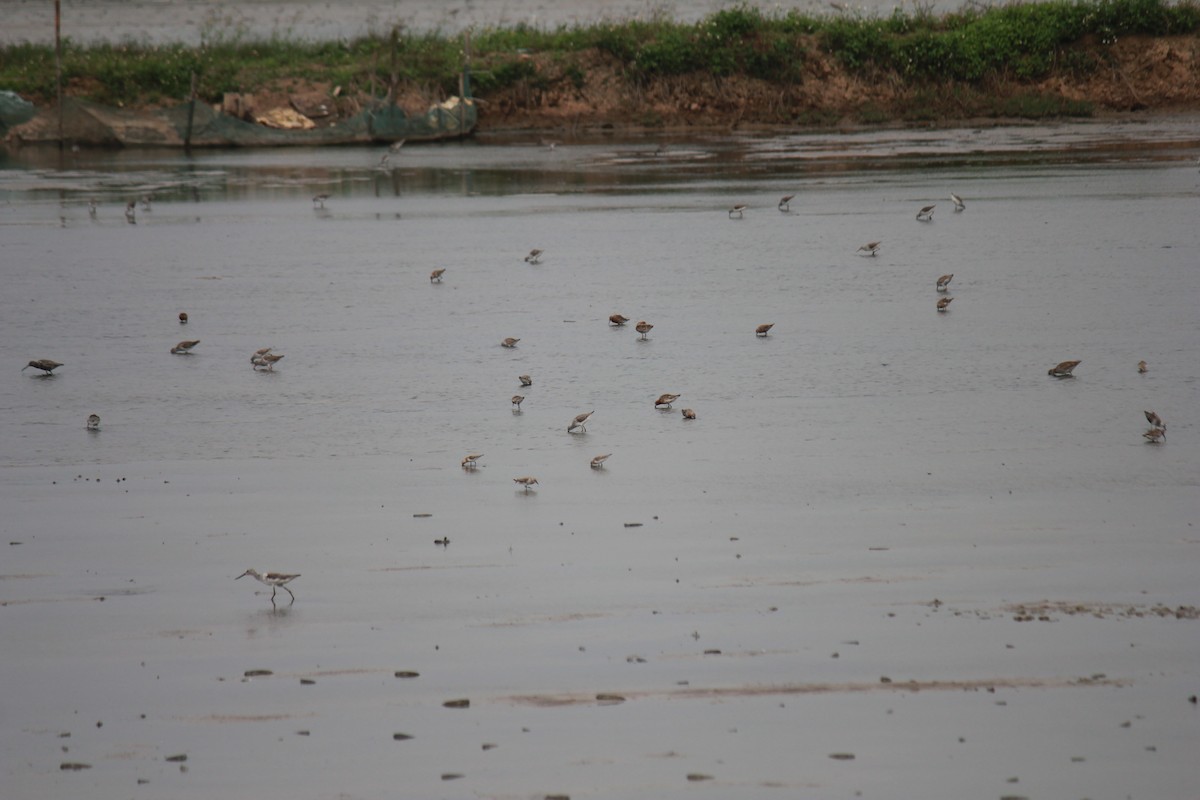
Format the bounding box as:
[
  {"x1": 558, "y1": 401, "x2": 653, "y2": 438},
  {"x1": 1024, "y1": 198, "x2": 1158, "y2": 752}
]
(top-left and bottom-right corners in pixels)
[
  {"x1": 545, "y1": 795, "x2": 570, "y2": 800},
  {"x1": 703, "y1": 649, "x2": 721, "y2": 655},
  {"x1": 880, "y1": 676, "x2": 892, "y2": 683},
  {"x1": 596, "y1": 693, "x2": 625, "y2": 704},
  {"x1": 60, "y1": 762, "x2": 91, "y2": 770},
  {"x1": 443, "y1": 698, "x2": 470, "y2": 708},
  {"x1": 687, "y1": 773, "x2": 713, "y2": 781},
  {"x1": 395, "y1": 671, "x2": 420, "y2": 678},
  {"x1": 300, "y1": 678, "x2": 315, "y2": 685},
  {"x1": 624, "y1": 522, "x2": 643, "y2": 528},
  {"x1": 829, "y1": 753, "x2": 855, "y2": 760},
  {"x1": 165, "y1": 754, "x2": 187, "y2": 762},
  {"x1": 441, "y1": 773, "x2": 463, "y2": 780},
  {"x1": 393, "y1": 733, "x2": 413, "y2": 740},
  {"x1": 413, "y1": 513, "x2": 433, "y2": 518},
  {"x1": 244, "y1": 669, "x2": 273, "y2": 677},
  {"x1": 297, "y1": 730, "x2": 310, "y2": 736},
  {"x1": 482, "y1": 742, "x2": 497, "y2": 750}
]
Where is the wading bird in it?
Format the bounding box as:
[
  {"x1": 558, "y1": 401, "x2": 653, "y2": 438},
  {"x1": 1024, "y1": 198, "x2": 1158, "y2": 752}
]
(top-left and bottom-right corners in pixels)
[
  {"x1": 23, "y1": 359, "x2": 63, "y2": 375},
  {"x1": 524, "y1": 249, "x2": 543, "y2": 264},
  {"x1": 590, "y1": 454, "x2": 611, "y2": 469},
  {"x1": 857, "y1": 241, "x2": 881, "y2": 256},
  {"x1": 635, "y1": 321, "x2": 654, "y2": 340},
  {"x1": 728, "y1": 204, "x2": 747, "y2": 218},
  {"x1": 236, "y1": 568, "x2": 300, "y2": 604},
  {"x1": 461, "y1": 453, "x2": 483, "y2": 469},
  {"x1": 501, "y1": 337, "x2": 520, "y2": 348},
  {"x1": 655, "y1": 393, "x2": 680, "y2": 409},
  {"x1": 430, "y1": 268, "x2": 445, "y2": 283},
  {"x1": 756, "y1": 323, "x2": 774, "y2": 337},
  {"x1": 1047, "y1": 360, "x2": 1081, "y2": 378},
  {"x1": 937, "y1": 297, "x2": 953, "y2": 312},
  {"x1": 778, "y1": 195, "x2": 795, "y2": 212},
  {"x1": 568, "y1": 410, "x2": 594, "y2": 433},
  {"x1": 86, "y1": 414, "x2": 101, "y2": 430},
  {"x1": 950, "y1": 193, "x2": 965, "y2": 212},
  {"x1": 170, "y1": 340, "x2": 200, "y2": 354},
  {"x1": 609, "y1": 314, "x2": 629, "y2": 326},
  {"x1": 513, "y1": 476, "x2": 539, "y2": 492},
  {"x1": 936, "y1": 274, "x2": 953, "y2": 292},
  {"x1": 681, "y1": 408, "x2": 697, "y2": 420},
  {"x1": 916, "y1": 205, "x2": 936, "y2": 221}
]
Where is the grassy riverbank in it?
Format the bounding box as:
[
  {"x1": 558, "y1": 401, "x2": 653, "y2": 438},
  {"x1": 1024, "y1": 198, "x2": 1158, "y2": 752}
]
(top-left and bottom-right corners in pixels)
[{"x1": 2, "y1": 0, "x2": 1199, "y2": 130}]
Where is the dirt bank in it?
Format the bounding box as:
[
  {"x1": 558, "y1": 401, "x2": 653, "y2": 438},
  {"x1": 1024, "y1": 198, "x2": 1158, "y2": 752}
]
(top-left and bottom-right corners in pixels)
[{"x1": 472, "y1": 33, "x2": 1200, "y2": 133}]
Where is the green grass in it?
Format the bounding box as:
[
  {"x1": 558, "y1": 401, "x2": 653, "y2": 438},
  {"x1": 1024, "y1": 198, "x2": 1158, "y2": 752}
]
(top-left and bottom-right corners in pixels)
[{"x1": 0, "y1": 0, "x2": 1194, "y2": 113}]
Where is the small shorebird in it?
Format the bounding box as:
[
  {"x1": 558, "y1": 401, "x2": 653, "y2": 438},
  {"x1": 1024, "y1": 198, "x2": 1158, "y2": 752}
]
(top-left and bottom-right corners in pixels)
[
  {"x1": 88, "y1": 198, "x2": 98, "y2": 217},
  {"x1": 23, "y1": 359, "x2": 63, "y2": 375},
  {"x1": 258, "y1": 353, "x2": 284, "y2": 371},
  {"x1": 430, "y1": 268, "x2": 446, "y2": 283},
  {"x1": 568, "y1": 410, "x2": 594, "y2": 433},
  {"x1": 635, "y1": 321, "x2": 654, "y2": 340},
  {"x1": 178, "y1": 311, "x2": 189, "y2": 324},
  {"x1": 609, "y1": 314, "x2": 630, "y2": 326},
  {"x1": 312, "y1": 194, "x2": 329, "y2": 208},
  {"x1": 236, "y1": 568, "x2": 300, "y2": 604},
  {"x1": 1047, "y1": 360, "x2": 1081, "y2": 378},
  {"x1": 936, "y1": 274, "x2": 953, "y2": 292},
  {"x1": 513, "y1": 476, "x2": 539, "y2": 492},
  {"x1": 916, "y1": 204, "x2": 936, "y2": 221},
  {"x1": 950, "y1": 193, "x2": 965, "y2": 212},
  {"x1": 778, "y1": 195, "x2": 795, "y2": 212},
  {"x1": 124, "y1": 201, "x2": 137, "y2": 224},
  {"x1": 681, "y1": 408, "x2": 697, "y2": 420},
  {"x1": 755, "y1": 323, "x2": 774, "y2": 337},
  {"x1": 86, "y1": 413, "x2": 101, "y2": 430},
  {"x1": 171, "y1": 340, "x2": 200, "y2": 355},
  {"x1": 250, "y1": 347, "x2": 273, "y2": 368},
  {"x1": 936, "y1": 297, "x2": 953, "y2": 312},
  {"x1": 461, "y1": 453, "x2": 483, "y2": 468},
  {"x1": 511, "y1": 394, "x2": 525, "y2": 410},
  {"x1": 1137, "y1": 360, "x2": 1148, "y2": 373},
  {"x1": 501, "y1": 337, "x2": 520, "y2": 348},
  {"x1": 728, "y1": 204, "x2": 747, "y2": 218},
  {"x1": 1144, "y1": 410, "x2": 1164, "y2": 429},
  {"x1": 655, "y1": 393, "x2": 680, "y2": 408},
  {"x1": 519, "y1": 374, "x2": 532, "y2": 386},
  {"x1": 590, "y1": 454, "x2": 611, "y2": 469},
  {"x1": 857, "y1": 241, "x2": 881, "y2": 256},
  {"x1": 524, "y1": 249, "x2": 543, "y2": 264},
  {"x1": 1143, "y1": 427, "x2": 1166, "y2": 444}
]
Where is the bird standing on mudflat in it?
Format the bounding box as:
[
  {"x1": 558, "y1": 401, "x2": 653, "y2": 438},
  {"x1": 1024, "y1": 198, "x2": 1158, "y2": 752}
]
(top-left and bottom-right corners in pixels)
[
  {"x1": 519, "y1": 374, "x2": 532, "y2": 386},
  {"x1": 524, "y1": 249, "x2": 543, "y2": 264},
  {"x1": 501, "y1": 337, "x2": 520, "y2": 348},
  {"x1": 258, "y1": 353, "x2": 284, "y2": 371},
  {"x1": 86, "y1": 414, "x2": 101, "y2": 430},
  {"x1": 513, "y1": 476, "x2": 539, "y2": 492},
  {"x1": 462, "y1": 453, "x2": 483, "y2": 468},
  {"x1": 1143, "y1": 427, "x2": 1166, "y2": 444},
  {"x1": 937, "y1": 297, "x2": 953, "y2": 312},
  {"x1": 312, "y1": 194, "x2": 329, "y2": 208},
  {"x1": 756, "y1": 323, "x2": 774, "y2": 337},
  {"x1": 916, "y1": 205, "x2": 936, "y2": 221},
  {"x1": 1137, "y1": 360, "x2": 1148, "y2": 373},
  {"x1": 590, "y1": 454, "x2": 611, "y2": 469},
  {"x1": 1047, "y1": 360, "x2": 1081, "y2": 378},
  {"x1": 511, "y1": 395, "x2": 525, "y2": 410},
  {"x1": 681, "y1": 408, "x2": 697, "y2": 420},
  {"x1": 1144, "y1": 410, "x2": 1164, "y2": 430},
  {"x1": 635, "y1": 321, "x2": 654, "y2": 340},
  {"x1": 609, "y1": 314, "x2": 630, "y2": 326},
  {"x1": 778, "y1": 195, "x2": 795, "y2": 212},
  {"x1": 430, "y1": 268, "x2": 446, "y2": 283},
  {"x1": 655, "y1": 393, "x2": 680, "y2": 409},
  {"x1": 236, "y1": 568, "x2": 300, "y2": 604},
  {"x1": 171, "y1": 340, "x2": 200, "y2": 354},
  {"x1": 568, "y1": 410, "x2": 594, "y2": 433},
  {"x1": 857, "y1": 241, "x2": 881, "y2": 256},
  {"x1": 936, "y1": 274, "x2": 953, "y2": 292},
  {"x1": 23, "y1": 359, "x2": 63, "y2": 375},
  {"x1": 728, "y1": 204, "x2": 747, "y2": 218},
  {"x1": 179, "y1": 311, "x2": 189, "y2": 324},
  {"x1": 950, "y1": 193, "x2": 965, "y2": 212}
]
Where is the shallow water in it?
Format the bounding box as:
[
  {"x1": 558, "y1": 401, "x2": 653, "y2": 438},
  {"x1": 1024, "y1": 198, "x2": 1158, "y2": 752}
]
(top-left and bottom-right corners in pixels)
[{"x1": 1, "y1": 122, "x2": 1198, "y2": 799}]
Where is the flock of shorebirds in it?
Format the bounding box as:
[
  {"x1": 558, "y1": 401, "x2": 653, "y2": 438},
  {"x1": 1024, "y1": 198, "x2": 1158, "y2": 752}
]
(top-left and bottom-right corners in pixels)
[
  {"x1": 24, "y1": 187, "x2": 1171, "y2": 606},
  {"x1": 22, "y1": 311, "x2": 284, "y2": 436}
]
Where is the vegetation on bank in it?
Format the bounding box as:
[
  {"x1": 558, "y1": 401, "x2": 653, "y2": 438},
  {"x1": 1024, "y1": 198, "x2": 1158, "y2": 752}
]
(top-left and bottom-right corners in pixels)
[{"x1": 1, "y1": 0, "x2": 1197, "y2": 122}]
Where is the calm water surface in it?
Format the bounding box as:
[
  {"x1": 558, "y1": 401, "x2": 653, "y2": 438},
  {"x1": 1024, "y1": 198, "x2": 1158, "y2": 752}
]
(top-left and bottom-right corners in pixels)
[{"x1": 1, "y1": 122, "x2": 1198, "y2": 799}]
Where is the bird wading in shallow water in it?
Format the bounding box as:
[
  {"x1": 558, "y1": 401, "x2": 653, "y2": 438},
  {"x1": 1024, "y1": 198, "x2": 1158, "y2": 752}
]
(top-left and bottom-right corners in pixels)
[
  {"x1": 728, "y1": 204, "x2": 747, "y2": 218},
  {"x1": 778, "y1": 195, "x2": 795, "y2": 212},
  {"x1": 916, "y1": 205, "x2": 935, "y2": 221},
  {"x1": 590, "y1": 454, "x2": 611, "y2": 469},
  {"x1": 937, "y1": 297, "x2": 953, "y2": 312},
  {"x1": 430, "y1": 268, "x2": 446, "y2": 283},
  {"x1": 23, "y1": 359, "x2": 63, "y2": 375},
  {"x1": 950, "y1": 193, "x2": 965, "y2": 212},
  {"x1": 236, "y1": 569, "x2": 300, "y2": 604},
  {"x1": 461, "y1": 453, "x2": 483, "y2": 469},
  {"x1": 511, "y1": 395, "x2": 525, "y2": 410},
  {"x1": 513, "y1": 476, "x2": 539, "y2": 492},
  {"x1": 936, "y1": 274, "x2": 953, "y2": 292},
  {"x1": 635, "y1": 321, "x2": 654, "y2": 340},
  {"x1": 501, "y1": 337, "x2": 520, "y2": 348},
  {"x1": 519, "y1": 374, "x2": 532, "y2": 386},
  {"x1": 655, "y1": 393, "x2": 680, "y2": 409},
  {"x1": 568, "y1": 410, "x2": 594, "y2": 433},
  {"x1": 171, "y1": 340, "x2": 200, "y2": 355},
  {"x1": 1137, "y1": 360, "x2": 1148, "y2": 373},
  {"x1": 1047, "y1": 360, "x2": 1081, "y2": 378},
  {"x1": 524, "y1": 249, "x2": 543, "y2": 264},
  {"x1": 681, "y1": 408, "x2": 697, "y2": 420},
  {"x1": 86, "y1": 414, "x2": 101, "y2": 430}
]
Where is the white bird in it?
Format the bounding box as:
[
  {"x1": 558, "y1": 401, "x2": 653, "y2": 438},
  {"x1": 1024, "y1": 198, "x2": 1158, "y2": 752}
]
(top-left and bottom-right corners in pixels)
[
  {"x1": 86, "y1": 413, "x2": 101, "y2": 430},
  {"x1": 236, "y1": 568, "x2": 300, "y2": 603},
  {"x1": 728, "y1": 204, "x2": 747, "y2": 218},
  {"x1": 857, "y1": 241, "x2": 881, "y2": 256},
  {"x1": 461, "y1": 453, "x2": 483, "y2": 468},
  {"x1": 950, "y1": 193, "x2": 965, "y2": 212}
]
